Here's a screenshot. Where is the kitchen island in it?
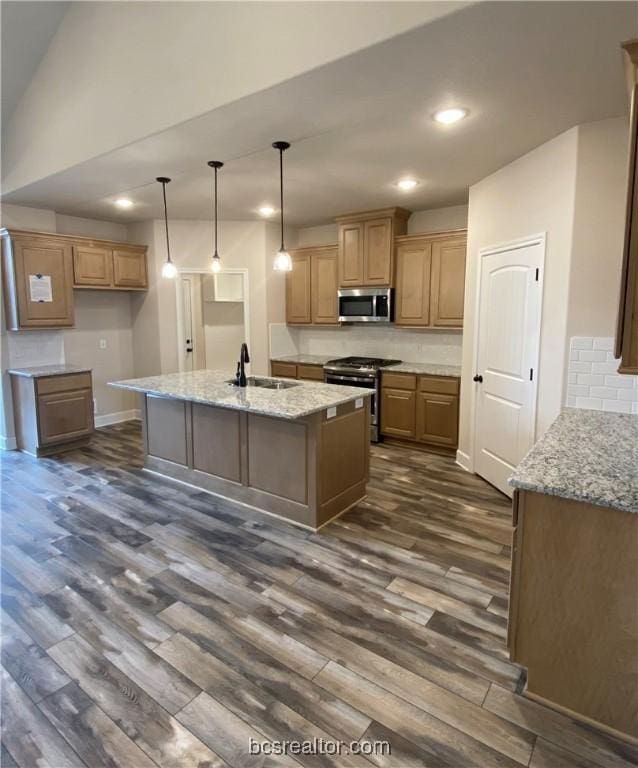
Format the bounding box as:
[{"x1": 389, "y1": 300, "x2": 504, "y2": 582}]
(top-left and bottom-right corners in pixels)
[
  {"x1": 110, "y1": 369, "x2": 371, "y2": 529},
  {"x1": 508, "y1": 408, "x2": 638, "y2": 742}
]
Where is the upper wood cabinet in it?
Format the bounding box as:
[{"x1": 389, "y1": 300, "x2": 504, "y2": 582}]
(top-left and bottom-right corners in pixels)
[
  {"x1": 286, "y1": 245, "x2": 338, "y2": 325},
  {"x1": 2, "y1": 233, "x2": 74, "y2": 329},
  {"x1": 286, "y1": 250, "x2": 312, "y2": 324},
  {"x1": 615, "y1": 40, "x2": 638, "y2": 374},
  {"x1": 73, "y1": 244, "x2": 113, "y2": 286},
  {"x1": 395, "y1": 230, "x2": 467, "y2": 329},
  {"x1": 337, "y1": 208, "x2": 410, "y2": 287},
  {"x1": 1, "y1": 228, "x2": 148, "y2": 330},
  {"x1": 113, "y1": 248, "x2": 147, "y2": 289}
]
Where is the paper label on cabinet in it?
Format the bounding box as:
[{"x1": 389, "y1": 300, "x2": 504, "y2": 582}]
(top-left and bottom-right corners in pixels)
[
  {"x1": 29, "y1": 274, "x2": 53, "y2": 303},
  {"x1": 355, "y1": 398, "x2": 364, "y2": 409},
  {"x1": 326, "y1": 407, "x2": 337, "y2": 419}
]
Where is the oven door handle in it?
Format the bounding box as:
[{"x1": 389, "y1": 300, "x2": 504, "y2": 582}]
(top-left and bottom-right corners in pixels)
[{"x1": 325, "y1": 374, "x2": 376, "y2": 385}]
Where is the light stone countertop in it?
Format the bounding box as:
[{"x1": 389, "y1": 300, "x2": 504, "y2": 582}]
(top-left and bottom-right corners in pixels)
[
  {"x1": 270, "y1": 354, "x2": 335, "y2": 365},
  {"x1": 509, "y1": 408, "x2": 638, "y2": 514},
  {"x1": 8, "y1": 364, "x2": 92, "y2": 378},
  {"x1": 110, "y1": 369, "x2": 372, "y2": 420},
  {"x1": 386, "y1": 361, "x2": 462, "y2": 377}
]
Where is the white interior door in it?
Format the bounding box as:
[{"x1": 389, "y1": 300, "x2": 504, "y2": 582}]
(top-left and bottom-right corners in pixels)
[
  {"x1": 180, "y1": 277, "x2": 194, "y2": 372},
  {"x1": 474, "y1": 237, "x2": 544, "y2": 496}
]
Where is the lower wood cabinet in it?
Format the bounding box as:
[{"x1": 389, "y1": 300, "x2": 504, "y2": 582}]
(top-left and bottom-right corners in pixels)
[
  {"x1": 10, "y1": 369, "x2": 94, "y2": 456},
  {"x1": 270, "y1": 361, "x2": 299, "y2": 378},
  {"x1": 270, "y1": 361, "x2": 325, "y2": 381},
  {"x1": 380, "y1": 388, "x2": 416, "y2": 438},
  {"x1": 380, "y1": 371, "x2": 459, "y2": 449},
  {"x1": 286, "y1": 246, "x2": 338, "y2": 325}
]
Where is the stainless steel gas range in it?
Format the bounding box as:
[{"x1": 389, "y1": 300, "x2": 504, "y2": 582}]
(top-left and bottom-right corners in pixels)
[{"x1": 323, "y1": 356, "x2": 401, "y2": 442}]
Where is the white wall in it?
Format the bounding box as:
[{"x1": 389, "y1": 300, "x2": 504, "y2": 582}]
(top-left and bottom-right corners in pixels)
[
  {"x1": 203, "y1": 300, "x2": 246, "y2": 371},
  {"x1": 459, "y1": 128, "x2": 579, "y2": 466},
  {"x1": 408, "y1": 204, "x2": 468, "y2": 234}
]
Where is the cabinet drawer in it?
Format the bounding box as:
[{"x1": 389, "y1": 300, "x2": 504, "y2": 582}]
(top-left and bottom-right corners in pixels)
[
  {"x1": 382, "y1": 372, "x2": 416, "y2": 391},
  {"x1": 38, "y1": 389, "x2": 94, "y2": 446},
  {"x1": 297, "y1": 364, "x2": 324, "y2": 381},
  {"x1": 36, "y1": 373, "x2": 92, "y2": 395},
  {"x1": 271, "y1": 361, "x2": 298, "y2": 379},
  {"x1": 419, "y1": 376, "x2": 460, "y2": 395}
]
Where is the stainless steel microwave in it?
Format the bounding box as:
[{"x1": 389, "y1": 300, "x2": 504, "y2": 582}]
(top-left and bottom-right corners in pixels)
[{"x1": 338, "y1": 288, "x2": 393, "y2": 323}]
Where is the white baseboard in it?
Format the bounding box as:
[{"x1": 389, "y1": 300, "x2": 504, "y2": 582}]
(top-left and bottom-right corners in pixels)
[
  {"x1": 455, "y1": 449, "x2": 472, "y2": 472},
  {"x1": 95, "y1": 409, "x2": 141, "y2": 428},
  {"x1": 0, "y1": 435, "x2": 18, "y2": 451}
]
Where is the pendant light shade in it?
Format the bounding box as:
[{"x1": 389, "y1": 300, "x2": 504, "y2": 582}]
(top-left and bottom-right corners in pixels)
[
  {"x1": 157, "y1": 177, "x2": 177, "y2": 279},
  {"x1": 207, "y1": 160, "x2": 223, "y2": 274},
  {"x1": 272, "y1": 141, "x2": 292, "y2": 272}
]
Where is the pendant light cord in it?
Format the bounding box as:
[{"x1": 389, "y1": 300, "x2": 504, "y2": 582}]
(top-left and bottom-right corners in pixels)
[
  {"x1": 213, "y1": 166, "x2": 218, "y2": 258},
  {"x1": 279, "y1": 148, "x2": 285, "y2": 251},
  {"x1": 161, "y1": 181, "x2": 172, "y2": 264}
]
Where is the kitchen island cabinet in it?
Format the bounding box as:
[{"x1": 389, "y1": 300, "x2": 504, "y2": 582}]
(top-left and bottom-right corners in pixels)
[
  {"x1": 509, "y1": 408, "x2": 638, "y2": 742},
  {"x1": 111, "y1": 370, "x2": 371, "y2": 529}
]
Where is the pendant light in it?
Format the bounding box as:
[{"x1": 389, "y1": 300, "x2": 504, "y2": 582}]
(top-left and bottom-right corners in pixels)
[
  {"x1": 157, "y1": 177, "x2": 177, "y2": 279},
  {"x1": 207, "y1": 160, "x2": 223, "y2": 273},
  {"x1": 272, "y1": 141, "x2": 292, "y2": 272}
]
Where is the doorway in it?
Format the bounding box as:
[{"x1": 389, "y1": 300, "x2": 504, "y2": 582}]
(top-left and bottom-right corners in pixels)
[
  {"x1": 175, "y1": 268, "x2": 250, "y2": 373},
  {"x1": 472, "y1": 236, "x2": 545, "y2": 496}
]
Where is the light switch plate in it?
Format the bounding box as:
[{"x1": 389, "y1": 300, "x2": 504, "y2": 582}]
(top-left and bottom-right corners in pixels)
[
  {"x1": 355, "y1": 398, "x2": 364, "y2": 409},
  {"x1": 326, "y1": 406, "x2": 337, "y2": 419}
]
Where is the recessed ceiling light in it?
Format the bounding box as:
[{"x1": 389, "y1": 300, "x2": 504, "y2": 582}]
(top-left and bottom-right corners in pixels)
[
  {"x1": 258, "y1": 205, "x2": 275, "y2": 217},
  {"x1": 433, "y1": 108, "x2": 468, "y2": 125},
  {"x1": 115, "y1": 198, "x2": 133, "y2": 209},
  {"x1": 396, "y1": 178, "x2": 419, "y2": 191}
]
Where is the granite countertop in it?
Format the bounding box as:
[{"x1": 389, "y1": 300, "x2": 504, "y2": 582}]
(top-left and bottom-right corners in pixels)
[
  {"x1": 386, "y1": 361, "x2": 462, "y2": 377},
  {"x1": 509, "y1": 408, "x2": 638, "y2": 514},
  {"x1": 271, "y1": 354, "x2": 335, "y2": 365},
  {"x1": 110, "y1": 369, "x2": 372, "y2": 420},
  {"x1": 8, "y1": 364, "x2": 92, "y2": 378}
]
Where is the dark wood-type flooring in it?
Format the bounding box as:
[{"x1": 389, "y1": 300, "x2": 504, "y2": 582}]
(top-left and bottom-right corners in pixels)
[{"x1": 1, "y1": 421, "x2": 636, "y2": 768}]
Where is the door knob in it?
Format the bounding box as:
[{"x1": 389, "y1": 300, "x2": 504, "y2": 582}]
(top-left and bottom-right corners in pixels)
[{"x1": 473, "y1": 374, "x2": 483, "y2": 383}]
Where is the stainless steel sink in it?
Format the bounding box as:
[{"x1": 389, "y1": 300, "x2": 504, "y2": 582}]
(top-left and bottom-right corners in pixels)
[{"x1": 226, "y1": 376, "x2": 300, "y2": 390}]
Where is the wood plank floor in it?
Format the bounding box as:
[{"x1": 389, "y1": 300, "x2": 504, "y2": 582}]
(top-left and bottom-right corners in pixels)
[{"x1": 1, "y1": 421, "x2": 636, "y2": 768}]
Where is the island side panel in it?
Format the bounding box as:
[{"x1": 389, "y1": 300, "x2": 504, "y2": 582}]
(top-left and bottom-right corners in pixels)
[
  {"x1": 145, "y1": 395, "x2": 189, "y2": 466},
  {"x1": 192, "y1": 402, "x2": 242, "y2": 483},
  {"x1": 511, "y1": 490, "x2": 638, "y2": 739},
  {"x1": 316, "y1": 399, "x2": 370, "y2": 527}
]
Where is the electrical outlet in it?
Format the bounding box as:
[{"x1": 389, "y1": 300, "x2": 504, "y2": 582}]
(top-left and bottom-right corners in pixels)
[{"x1": 99, "y1": 339, "x2": 107, "y2": 349}]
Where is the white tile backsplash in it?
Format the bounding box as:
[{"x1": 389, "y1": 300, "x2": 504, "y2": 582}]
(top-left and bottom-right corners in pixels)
[
  {"x1": 7, "y1": 331, "x2": 65, "y2": 367},
  {"x1": 567, "y1": 337, "x2": 637, "y2": 414},
  {"x1": 270, "y1": 324, "x2": 463, "y2": 366}
]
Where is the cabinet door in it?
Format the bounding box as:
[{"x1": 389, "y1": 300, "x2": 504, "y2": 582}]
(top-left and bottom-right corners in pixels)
[
  {"x1": 381, "y1": 388, "x2": 416, "y2": 439},
  {"x1": 416, "y1": 391, "x2": 458, "y2": 447},
  {"x1": 395, "y1": 240, "x2": 431, "y2": 326},
  {"x1": 430, "y1": 237, "x2": 467, "y2": 327},
  {"x1": 12, "y1": 238, "x2": 74, "y2": 328},
  {"x1": 73, "y1": 245, "x2": 113, "y2": 287},
  {"x1": 113, "y1": 249, "x2": 147, "y2": 288},
  {"x1": 363, "y1": 218, "x2": 393, "y2": 285},
  {"x1": 311, "y1": 248, "x2": 338, "y2": 324},
  {"x1": 38, "y1": 389, "x2": 94, "y2": 446},
  {"x1": 338, "y1": 223, "x2": 364, "y2": 286},
  {"x1": 286, "y1": 252, "x2": 311, "y2": 324}
]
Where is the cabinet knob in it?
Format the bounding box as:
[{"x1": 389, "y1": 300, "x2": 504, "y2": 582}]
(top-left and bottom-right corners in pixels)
[{"x1": 473, "y1": 374, "x2": 483, "y2": 383}]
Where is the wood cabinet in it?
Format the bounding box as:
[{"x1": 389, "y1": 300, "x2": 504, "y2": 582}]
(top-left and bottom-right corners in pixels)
[
  {"x1": 337, "y1": 208, "x2": 410, "y2": 287},
  {"x1": 10, "y1": 369, "x2": 94, "y2": 456},
  {"x1": 73, "y1": 244, "x2": 113, "y2": 286},
  {"x1": 395, "y1": 230, "x2": 467, "y2": 328},
  {"x1": 381, "y1": 387, "x2": 416, "y2": 438},
  {"x1": 286, "y1": 246, "x2": 338, "y2": 325},
  {"x1": 1, "y1": 229, "x2": 148, "y2": 330},
  {"x1": 270, "y1": 361, "x2": 299, "y2": 378},
  {"x1": 270, "y1": 361, "x2": 324, "y2": 381},
  {"x1": 615, "y1": 40, "x2": 638, "y2": 374},
  {"x1": 2, "y1": 233, "x2": 74, "y2": 329},
  {"x1": 380, "y1": 371, "x2": 459, "y2": 449}
]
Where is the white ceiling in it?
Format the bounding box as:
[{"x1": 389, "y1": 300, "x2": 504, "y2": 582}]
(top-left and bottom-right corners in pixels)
[
  {"x1": 1, "y1": 1, "x2": 69, "y2": 126},
  {"x1": 2, "y1": 1, "x2": 636, "y2": 228}
]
